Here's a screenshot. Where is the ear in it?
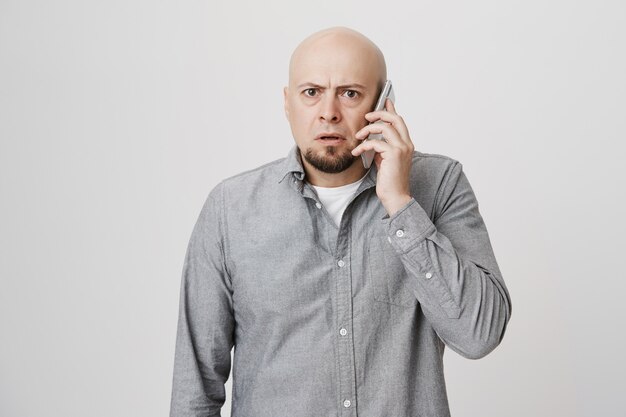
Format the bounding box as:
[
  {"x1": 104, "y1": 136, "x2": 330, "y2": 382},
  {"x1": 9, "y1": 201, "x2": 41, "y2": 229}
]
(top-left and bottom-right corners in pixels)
[{"x1": 283, "y1": 86, "x2": 290, "y2": 119}]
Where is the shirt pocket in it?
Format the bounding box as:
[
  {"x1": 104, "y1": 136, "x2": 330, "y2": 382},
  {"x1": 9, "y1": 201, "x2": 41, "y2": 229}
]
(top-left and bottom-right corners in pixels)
[{"x1": 367, "y1": 233, "x2": 418, "y2": 308}]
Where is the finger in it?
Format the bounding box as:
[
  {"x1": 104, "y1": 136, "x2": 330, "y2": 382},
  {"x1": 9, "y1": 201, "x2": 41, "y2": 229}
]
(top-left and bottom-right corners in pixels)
[
  {"x1": 385, "y1": 98, "x2": 397, "y2": 114},
  {"x1": 355, "y1": 123, "x2": 406, "y2": 149},
  {"x1": 364, "y1": 109, "x2": 410, "y2": 144},
  {"x1": 351, "y1": 137, "x2": 393, "y2": 157}
]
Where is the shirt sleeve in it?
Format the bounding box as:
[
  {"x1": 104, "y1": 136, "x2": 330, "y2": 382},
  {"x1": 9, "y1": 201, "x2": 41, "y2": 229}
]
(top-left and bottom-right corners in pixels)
[
  {"x1": 384, "y1": 161, "x2": 512, "y2": 359},
  {"x1": 170, "y1": 182, "x2": 234, "y2": 417}
]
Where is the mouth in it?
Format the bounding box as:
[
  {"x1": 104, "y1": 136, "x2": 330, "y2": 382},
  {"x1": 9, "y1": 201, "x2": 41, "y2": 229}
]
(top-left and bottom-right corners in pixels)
[{"x1": 315, "y1": 133, "x2": 346, "y2": 145}]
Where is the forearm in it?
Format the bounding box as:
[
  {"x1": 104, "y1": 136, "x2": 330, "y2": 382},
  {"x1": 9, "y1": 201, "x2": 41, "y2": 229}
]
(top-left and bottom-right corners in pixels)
[
  {"x1": 386, "y1": 196, "x2": 512, "y2": 359},
  {"x1": 170, "y1": 283, "x2": 233, "y2": 416}
]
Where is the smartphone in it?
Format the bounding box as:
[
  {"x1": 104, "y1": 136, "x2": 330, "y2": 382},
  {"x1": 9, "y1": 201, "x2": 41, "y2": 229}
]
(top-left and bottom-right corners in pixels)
[{"x1": 361, "y1": 80, "x2": 395, "y2": 169}]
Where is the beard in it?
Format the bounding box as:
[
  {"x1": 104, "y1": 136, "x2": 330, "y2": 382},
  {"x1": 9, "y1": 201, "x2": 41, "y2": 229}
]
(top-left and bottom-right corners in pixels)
[{"x1": 300, "y1": 144, "x2": 357, "y2": 174}]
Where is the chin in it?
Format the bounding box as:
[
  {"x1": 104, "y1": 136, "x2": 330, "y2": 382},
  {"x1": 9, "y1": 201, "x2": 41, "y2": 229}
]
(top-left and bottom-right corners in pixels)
[{"x1": 301, "y1": 144, "x2": 357, "y2": 174}]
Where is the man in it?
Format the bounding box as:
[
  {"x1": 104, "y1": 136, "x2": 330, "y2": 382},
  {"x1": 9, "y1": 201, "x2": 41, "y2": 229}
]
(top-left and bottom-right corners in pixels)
[{"x1": 170, "y1": 26, "x2": 512, "y2": 417}]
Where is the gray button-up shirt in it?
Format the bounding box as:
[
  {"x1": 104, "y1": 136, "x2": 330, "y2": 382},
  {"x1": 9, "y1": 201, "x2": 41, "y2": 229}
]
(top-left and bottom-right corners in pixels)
[{"x1": 170, "y1": 144, "x2": 512, "y2": 417}]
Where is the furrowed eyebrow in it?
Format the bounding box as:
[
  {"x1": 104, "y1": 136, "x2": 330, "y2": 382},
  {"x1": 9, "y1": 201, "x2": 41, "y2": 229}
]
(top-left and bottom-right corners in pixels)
[
  {"x1": 296, "y1": 83, "x2": 320, "y2": 89},
  {"x1": 297, "y1": 83, "x2": 368, "y2": 90},
  {"x1": 337, "y1": 83, "x2": 367, "y2": 90}
]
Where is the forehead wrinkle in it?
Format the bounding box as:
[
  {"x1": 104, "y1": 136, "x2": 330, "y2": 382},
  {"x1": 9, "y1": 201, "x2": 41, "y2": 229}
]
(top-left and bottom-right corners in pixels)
[{"x1": 296, "y1": 82, "x2": 369, "y2": 91}]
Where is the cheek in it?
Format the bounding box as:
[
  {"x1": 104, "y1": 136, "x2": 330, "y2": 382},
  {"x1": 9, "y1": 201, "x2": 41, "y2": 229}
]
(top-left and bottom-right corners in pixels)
[
  {"x1": 289, "y1": 109, "x2": 317, "y2": 139},
  {"x1": 293, "y1": 108, "x2": 316, "y2": 127},
  {"x1": 346, "y1": 112, "x2": 369, "y2": 132}
]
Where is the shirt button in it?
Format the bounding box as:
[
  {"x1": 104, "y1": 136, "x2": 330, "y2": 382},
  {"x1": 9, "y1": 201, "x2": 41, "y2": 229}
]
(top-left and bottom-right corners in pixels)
[
  {"x1": 425, "y1": 272, "x2": 433, "y2": 279},
  {"x1": 343, "y1": 399, "x2": 351, "y2": 408},
  {"x1": 396, "y1": 229, "x2": 404, "y2": 237},
  {"x1": 315, "y1": 202, "x2": 322, "y2": 209},
  {"x1": 339, "y1": 328, "x2": 347, "y2": 336},
  {"x1": 337, "y1": 259, "x2": 345, "y2": 267}
]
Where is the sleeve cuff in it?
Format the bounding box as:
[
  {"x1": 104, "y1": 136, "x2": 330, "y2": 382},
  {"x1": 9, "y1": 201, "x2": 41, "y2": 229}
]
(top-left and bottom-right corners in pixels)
[{"x1": 382, "y1": 197, "x2": 436, "y2": 253}]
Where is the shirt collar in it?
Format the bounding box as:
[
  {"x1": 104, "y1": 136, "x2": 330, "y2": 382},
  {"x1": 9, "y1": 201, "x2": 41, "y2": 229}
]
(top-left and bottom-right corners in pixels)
[
  {"x1": 277, "y1": 144, "x2": 378, "y2": 186},
  {"x1": 277, "y1": 144, "x2": 306, "y2": 183}
]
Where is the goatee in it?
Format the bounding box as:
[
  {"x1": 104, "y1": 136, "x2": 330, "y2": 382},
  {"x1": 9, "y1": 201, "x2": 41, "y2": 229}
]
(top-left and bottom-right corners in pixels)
[{"x1": 300, "y1": 145, "x2": 357, "y2": 174}]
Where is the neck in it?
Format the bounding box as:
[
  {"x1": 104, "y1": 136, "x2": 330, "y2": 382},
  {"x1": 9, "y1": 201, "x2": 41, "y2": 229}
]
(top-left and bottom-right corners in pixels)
[{"x1": 302, "y1": 156, "x2": 368, "y2": 187}]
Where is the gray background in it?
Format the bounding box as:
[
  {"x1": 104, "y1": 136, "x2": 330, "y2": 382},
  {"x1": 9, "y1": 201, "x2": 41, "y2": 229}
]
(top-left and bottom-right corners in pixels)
[{"x1": 1, "y1": 0, "x2": 624, "y2": 416}]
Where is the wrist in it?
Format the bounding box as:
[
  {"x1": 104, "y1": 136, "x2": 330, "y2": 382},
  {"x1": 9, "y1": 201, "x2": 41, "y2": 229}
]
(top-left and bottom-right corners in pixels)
[{"x1": 382, "y1": 194, "x2": 413, "y2": 217}]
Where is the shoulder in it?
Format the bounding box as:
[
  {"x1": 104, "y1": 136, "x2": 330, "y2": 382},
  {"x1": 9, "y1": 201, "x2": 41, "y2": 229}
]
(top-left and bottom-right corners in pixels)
[
  {"x1": 221, "y1": 156, "x2": 285, "y2": 185},
  {"x1": 204, "y1": 155, "x2": 286, "y2": 203},
  {"x1": 413, "y1": 149, "x2": 460, "y2": 168},
  {"x1": 411, "y1": 150, "x2": 463, "y2": 184}
]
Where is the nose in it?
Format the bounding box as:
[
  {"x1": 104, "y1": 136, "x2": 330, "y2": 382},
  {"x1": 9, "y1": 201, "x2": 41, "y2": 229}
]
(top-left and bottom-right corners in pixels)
[{"x1": 319, "y1": 94, "x2": 341, "y2": 123}]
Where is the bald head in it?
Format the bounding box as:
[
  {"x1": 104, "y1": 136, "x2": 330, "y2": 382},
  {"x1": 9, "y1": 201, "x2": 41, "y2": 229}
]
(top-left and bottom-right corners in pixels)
[
  {"x1": 282, "y1": 27, "x2": 388, "y2": 183},
  {"x1": 288, "y1": 27, "x2": 387, "y2": 93}
]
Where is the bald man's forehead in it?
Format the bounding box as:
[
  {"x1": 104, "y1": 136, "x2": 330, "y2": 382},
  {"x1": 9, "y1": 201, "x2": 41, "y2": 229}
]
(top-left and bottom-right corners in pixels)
[
  {"x1": 291, "y1": 64, "x2": 378, "y2": 91},
  {"x1": 288, "y1": 35, "x2": 386, "y2": 89}
]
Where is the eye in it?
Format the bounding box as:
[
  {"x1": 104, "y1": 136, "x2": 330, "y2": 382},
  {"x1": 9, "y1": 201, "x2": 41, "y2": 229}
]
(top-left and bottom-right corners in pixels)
[
  {"x1": 342, "y1": 89, "x2": 359, "y2": 99},
  {"x1": 303, "y1": 88, "x2": 318, "y2": 97}
]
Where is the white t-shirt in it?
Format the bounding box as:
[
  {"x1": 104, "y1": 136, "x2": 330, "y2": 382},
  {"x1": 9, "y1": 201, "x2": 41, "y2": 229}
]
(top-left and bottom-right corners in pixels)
[{"x1": 309, "y1": 169, "x2": 371, "y2": 228}]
